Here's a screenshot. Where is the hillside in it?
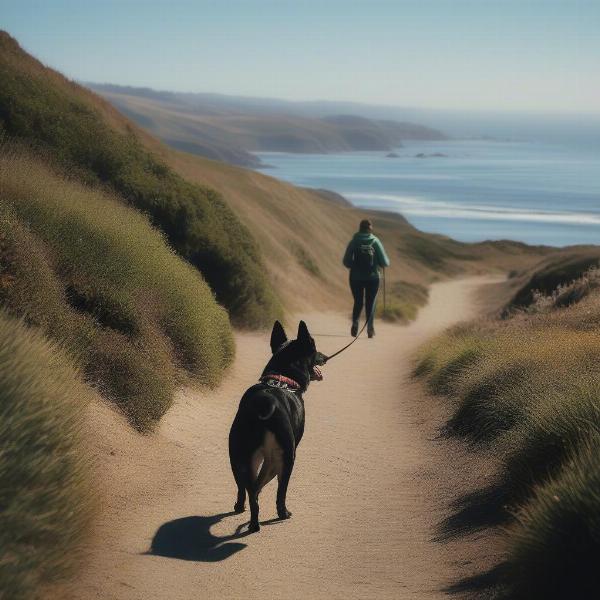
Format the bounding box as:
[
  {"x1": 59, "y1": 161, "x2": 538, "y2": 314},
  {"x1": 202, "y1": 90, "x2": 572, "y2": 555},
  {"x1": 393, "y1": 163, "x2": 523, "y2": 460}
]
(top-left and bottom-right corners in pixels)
[
  {"x1": 0, "y1": 32, "x2": 245, "y2": 597},
  {"x1": 76, "y1": 94, "x2": 555, "y2": 319},
  {"x1": 0, "y1": 31, "x2": 280, "y2": 328},
  {"x1": 88, "y1": 83, "x2": 447, "y2": 166},
  {"x1": 415, "y1": 260, "x2": 600, "y2": 598},
  {"x1": 475, "y1": 248, "x2": 600, "y2": 317}
]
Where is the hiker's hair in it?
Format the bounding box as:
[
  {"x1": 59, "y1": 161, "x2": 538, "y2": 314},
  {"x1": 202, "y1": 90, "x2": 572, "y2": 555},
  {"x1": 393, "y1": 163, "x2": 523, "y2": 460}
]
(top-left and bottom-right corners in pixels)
[{"x1": 359, "y1": 219, "x2": 372, "y2": 233}]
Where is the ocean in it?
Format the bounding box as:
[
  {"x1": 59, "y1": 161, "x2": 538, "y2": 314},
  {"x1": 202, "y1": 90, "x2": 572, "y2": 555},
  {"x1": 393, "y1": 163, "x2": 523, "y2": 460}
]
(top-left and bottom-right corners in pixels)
[{"x1": 255, "y1": 139, "x2": 600, "y2": 247}]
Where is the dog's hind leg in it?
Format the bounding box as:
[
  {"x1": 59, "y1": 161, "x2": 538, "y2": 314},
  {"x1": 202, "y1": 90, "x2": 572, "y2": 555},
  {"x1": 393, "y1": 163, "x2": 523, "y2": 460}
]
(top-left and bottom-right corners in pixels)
[
  {"x1": 276, "y1": 442, "x2": 296, "y2": 520},
  {"x1": 231, "y1": 463, "x2": 247, "y2": 513},
  {"x1": 246, "y1": 478, "x2": 260, "y2": 533},
  {"x1": 256, "y1": 464, "x2": 275, "y2": 494},
  {"x1": 246, "y1": 448, "x2": 265, "y2": 533},
  {"x1": 256, "y1": 431, "x2": 282, "y2": 493},
  {"x1": 229, "y1": 420, "x2": 253, "y2": 514}
]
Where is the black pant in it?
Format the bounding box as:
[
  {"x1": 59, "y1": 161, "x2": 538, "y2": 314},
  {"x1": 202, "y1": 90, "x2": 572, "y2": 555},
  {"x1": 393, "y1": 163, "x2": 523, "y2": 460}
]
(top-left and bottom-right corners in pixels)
[{"x1": 350, "y1": 278, "x2": 380, "y2": 329}]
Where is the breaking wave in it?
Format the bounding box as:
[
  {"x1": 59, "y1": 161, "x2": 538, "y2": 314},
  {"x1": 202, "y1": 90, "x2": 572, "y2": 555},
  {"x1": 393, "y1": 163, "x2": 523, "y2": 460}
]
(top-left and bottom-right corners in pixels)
[{"x1": 344, "y1": 193, "x2": 600, "y2": 226}]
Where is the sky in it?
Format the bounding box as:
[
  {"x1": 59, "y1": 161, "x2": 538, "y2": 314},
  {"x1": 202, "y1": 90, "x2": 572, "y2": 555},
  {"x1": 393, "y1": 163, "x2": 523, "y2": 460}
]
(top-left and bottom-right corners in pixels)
[{"x1": 1, "y1": 0, "x2": 599, "y2": 113}]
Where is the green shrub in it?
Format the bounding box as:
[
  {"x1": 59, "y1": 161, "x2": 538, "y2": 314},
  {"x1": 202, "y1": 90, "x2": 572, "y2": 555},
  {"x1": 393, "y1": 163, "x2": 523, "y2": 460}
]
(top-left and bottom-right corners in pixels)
[
  {"x1": 377, "y1": 300, "x2": 415, "y2": 322},
  {"x1": 0, "y1": 31, "x2": 281, "y2": 327},
  {"x1": 0, "y1": 312, "x2": 93, "y2": 599},
  {"x1": 0, "y1": 150, "x2": 234, "y2": 430},
  {"x1": 291, "y1": 241, "x2": 322, "y2": 277},
  {"x1": 377, "y1": 280, "x2": 429, "y2": 323}
]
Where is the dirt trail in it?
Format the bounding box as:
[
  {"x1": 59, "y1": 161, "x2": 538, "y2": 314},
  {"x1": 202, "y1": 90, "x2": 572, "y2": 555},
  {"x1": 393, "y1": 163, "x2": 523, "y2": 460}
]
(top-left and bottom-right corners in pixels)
[{"x1": 73, "y1": 278, "x2": 495, "y2": 600}]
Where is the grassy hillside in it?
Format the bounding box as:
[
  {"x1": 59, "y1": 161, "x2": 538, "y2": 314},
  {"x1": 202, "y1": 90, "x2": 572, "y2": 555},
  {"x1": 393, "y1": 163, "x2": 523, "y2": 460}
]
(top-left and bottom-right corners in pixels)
[
  {"x1": 1, "y1": 149, "x2": 233, "y2": 431},
  {"x1": 166, "y1": 147, "x2": 552, "y2": 321},
  {"x1": 0, "y1": 32, "x2": 550, "y2": 329},
  {"x1": 0, "y1": 312, "x2": 94, "y2": 600},
  {"x1": 88, "y1": 83, "x2": 447, "y2": 166},
  {"x1": 0, "y1": 31, "x2": 280, "y2": 328},
  {"x1": 0, "y1": 33, "x2": 246, "y2": 597},
  {"x1": 414, "y1": 263, "x2": 600, "y2": 598}
]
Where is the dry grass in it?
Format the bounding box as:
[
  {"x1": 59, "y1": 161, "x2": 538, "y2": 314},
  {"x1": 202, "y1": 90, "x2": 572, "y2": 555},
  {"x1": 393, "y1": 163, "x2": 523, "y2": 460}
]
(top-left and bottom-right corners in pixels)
[
  {"x1": 504, "y1": 431, "x2": 600, "y2": 599},
  {"x1": 0, "y1": 312, "x2": 94, "y2": 600},
  {"x1": 414, "y1": 269, "x2": 600, "y2": 597}
]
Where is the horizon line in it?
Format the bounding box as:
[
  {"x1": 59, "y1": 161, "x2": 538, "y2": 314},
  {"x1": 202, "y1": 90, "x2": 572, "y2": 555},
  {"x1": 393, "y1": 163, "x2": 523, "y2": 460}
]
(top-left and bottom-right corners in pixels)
[{"x1": 83, "y1": 80, "x2": 600, "y2": 119}]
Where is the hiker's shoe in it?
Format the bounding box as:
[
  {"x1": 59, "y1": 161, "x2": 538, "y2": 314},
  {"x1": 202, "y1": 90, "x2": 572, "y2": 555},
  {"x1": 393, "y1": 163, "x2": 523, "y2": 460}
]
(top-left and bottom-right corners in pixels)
[
  {"x1": 367, "y1": 328, "x2": 375, "y2": 338},
  {"x1": 351, "y1": 321, "x2": 359, "y2": 337}
]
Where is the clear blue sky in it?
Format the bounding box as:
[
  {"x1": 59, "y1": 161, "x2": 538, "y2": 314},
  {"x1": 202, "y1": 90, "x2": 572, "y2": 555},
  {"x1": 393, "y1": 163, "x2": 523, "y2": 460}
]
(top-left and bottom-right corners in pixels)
[{"x1": 2, "y1": 0, "x2": 598, "y2": 112}]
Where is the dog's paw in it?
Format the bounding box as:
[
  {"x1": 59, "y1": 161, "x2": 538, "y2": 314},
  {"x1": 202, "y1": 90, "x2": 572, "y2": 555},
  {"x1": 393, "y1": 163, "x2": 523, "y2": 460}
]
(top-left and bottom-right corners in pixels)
[
  {"x1": 234, "y1": 503, "x2": 245, "y2": 514},
  {"x1": 248, "y1": 521, "x2": 260, "y2": 533},
  {"x1": 277, "y1": 508, "x2": 292, "y2": 520}
]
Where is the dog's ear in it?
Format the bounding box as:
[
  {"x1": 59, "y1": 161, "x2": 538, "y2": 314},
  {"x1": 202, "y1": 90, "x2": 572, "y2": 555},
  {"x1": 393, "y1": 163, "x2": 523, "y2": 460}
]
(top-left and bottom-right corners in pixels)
[
  {"x1": 297, "y1": 320, "x2": 311, "y2": 346},
  {"x1": 270, "y1": 320, "x2": 288, "y2": 353}
]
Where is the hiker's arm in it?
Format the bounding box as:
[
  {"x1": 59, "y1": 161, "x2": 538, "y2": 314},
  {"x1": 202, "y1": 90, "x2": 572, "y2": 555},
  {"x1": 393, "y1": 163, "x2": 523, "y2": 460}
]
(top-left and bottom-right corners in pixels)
[
  {"x1": 375, "y1": 239, "x2": 390, "y2": 267},
  {"x1": 343, "y1": 241, "x2": 354, "y2": 268}
]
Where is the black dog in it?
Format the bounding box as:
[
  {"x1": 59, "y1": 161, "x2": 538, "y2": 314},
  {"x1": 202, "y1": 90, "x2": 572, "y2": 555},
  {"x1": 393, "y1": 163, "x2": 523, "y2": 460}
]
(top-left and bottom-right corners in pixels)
[{"x1": 228, "y1": 320, "x2": 326, "y2": 533}]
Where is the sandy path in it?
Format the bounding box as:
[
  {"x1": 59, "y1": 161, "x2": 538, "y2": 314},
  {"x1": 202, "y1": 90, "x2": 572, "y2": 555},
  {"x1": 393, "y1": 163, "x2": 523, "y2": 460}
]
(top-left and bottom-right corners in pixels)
[{"x1": 73, "y1": 277, "x2": 493, "y2": 600}]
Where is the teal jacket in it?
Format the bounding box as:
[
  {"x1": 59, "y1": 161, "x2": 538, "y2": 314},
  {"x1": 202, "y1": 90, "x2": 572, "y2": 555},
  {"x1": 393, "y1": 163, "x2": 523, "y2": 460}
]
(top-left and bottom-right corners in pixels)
[{"x1": 343, "y1": 232, "x2": 390, "y2": 281}]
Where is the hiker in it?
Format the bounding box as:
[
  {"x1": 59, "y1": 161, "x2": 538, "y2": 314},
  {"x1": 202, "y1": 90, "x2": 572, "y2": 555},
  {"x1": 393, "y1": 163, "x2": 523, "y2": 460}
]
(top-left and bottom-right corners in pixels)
[{"x1": 343, "y1": 219, "x2": 390, "y2": 338}]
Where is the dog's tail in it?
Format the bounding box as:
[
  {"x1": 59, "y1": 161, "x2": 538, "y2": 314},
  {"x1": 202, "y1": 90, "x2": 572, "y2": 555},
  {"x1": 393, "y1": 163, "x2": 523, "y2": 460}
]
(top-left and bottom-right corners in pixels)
[{"x1": 257, "y1": 396, "x2": 276, "y2": 420}]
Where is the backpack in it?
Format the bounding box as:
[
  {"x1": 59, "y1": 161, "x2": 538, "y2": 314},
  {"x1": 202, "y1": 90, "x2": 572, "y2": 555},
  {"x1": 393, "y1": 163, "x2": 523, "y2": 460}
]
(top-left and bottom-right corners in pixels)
[{"x1": 354, "y1": 240, "x2": 376, "y2": 270}]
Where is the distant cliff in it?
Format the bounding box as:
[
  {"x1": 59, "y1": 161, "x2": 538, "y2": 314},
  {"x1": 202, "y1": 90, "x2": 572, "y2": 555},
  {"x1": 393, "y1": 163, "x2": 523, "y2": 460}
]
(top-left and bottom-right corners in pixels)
[{"x1": 88, "y1": 84, "x2": 447, "y2": 167}]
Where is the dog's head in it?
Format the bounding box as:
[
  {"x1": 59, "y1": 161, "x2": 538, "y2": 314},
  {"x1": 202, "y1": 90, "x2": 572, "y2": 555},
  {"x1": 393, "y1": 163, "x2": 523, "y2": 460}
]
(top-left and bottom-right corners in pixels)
[{"x1": 262, "y1": 320, "x2": 326, "y2": 391}]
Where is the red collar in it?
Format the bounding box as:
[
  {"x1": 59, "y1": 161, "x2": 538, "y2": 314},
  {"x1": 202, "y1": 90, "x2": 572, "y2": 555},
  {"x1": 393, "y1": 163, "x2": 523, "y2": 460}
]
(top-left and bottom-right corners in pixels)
[{"x1": 260, "y1": 373, "x2": 301, "y2": 390}]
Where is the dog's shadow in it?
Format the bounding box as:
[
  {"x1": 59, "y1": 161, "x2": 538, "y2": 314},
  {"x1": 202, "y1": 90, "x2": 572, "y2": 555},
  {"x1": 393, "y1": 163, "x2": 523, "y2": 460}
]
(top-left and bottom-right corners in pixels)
[
  {"x1": 148, "y1": 511, "x2": 250, "y2": 562},
  {"x1": 148, "y1": 511, "x2": 287, "y2": 562}
]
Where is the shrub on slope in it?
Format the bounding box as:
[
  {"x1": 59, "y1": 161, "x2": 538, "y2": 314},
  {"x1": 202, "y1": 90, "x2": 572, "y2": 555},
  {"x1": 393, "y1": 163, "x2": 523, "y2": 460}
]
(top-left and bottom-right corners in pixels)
[
  {"x1": 0, "y1": 31, "x2": 280, "y2": 327},
  {"x1": 414, "y1": 271, "x2": 600, "y2": 597},
  {"x1": 528, "y1": 266, "x2": 600, "y2": 313},
  {"x1": 505, "y1": 252, "x2": 600, "y2": 312},
  {"x1": 377, "y1": 280, "x2": 429, "y2": 323},
  {"x1": 0, "y1": 312, "x2": 93, "y2": 599},
  {"x1": 0, "y1": 150, "x2": 233, "y2": 430}
]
